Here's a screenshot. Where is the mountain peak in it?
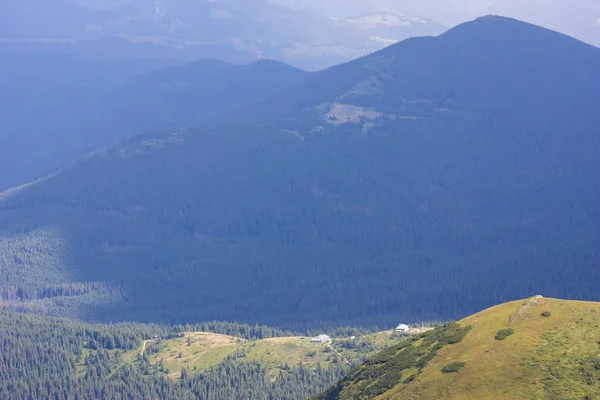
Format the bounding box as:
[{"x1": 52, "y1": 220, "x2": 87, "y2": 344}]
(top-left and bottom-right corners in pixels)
[
  {"x1": 442, "y1": 14, "x2": 543, "y2": 36},
  {"x1": 440, "y1": 14, "x2": 594, "y2": 48}
]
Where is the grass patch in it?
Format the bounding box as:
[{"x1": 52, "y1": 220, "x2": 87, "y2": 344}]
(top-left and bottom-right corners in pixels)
[
  {"x1": 441, "y1": 362, "x2": 465, "y2": 374},
  {"x1": 495, "y1": 329, "x2": 515, "y2": 341},
  {"x1": 143, "y1": 332, "x2": 404, "y2": 380}
]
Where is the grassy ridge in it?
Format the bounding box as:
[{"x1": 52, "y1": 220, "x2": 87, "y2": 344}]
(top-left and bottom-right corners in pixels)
[{"x1": 314, "y1": 297, "x2": 600, "y2": 399}]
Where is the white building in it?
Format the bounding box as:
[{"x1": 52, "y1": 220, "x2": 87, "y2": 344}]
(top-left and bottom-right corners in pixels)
[
  {"x1": 310, "y1": 334, "x2": 332, "y2": 343},
  {"x1": 395, "y1": 324, "x2": 409, "y2": 333}
]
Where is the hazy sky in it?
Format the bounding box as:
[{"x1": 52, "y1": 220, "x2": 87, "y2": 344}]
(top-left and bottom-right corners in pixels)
[
  {"x1": 293, "y1": 0, "x2": 599, "y2": 25},
  {"x1": 75, "y1": 0, "x2": 599, "y2": 22},
  {"x1": 282, "y1": 0, "x2": 600, "y2": 45},
  {"x1": 36, "y1": 0, "x2": 600, "y2": 47}
]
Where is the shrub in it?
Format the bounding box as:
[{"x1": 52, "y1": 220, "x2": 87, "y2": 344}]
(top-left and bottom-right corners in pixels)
[
  {"x1": 495, "y1": 328, "x2": 515, "y2": 340},
  {"x1": 441, "y1": 362, "x2": 465, "y2": 373},
  {"x1": 541, "y1": 311, "x2": 551, "y2": 317},
  {"x1": 366, "y1": 369, "x2": 403, "y2": 396}
]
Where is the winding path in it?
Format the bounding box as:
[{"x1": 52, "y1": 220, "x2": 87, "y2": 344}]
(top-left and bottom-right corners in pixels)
[
  {"x1": 327, "y1": 344, "x2": 350, "y2": 364},
  {"x1": 140, "y1": 340, "x2": 152, "y2": 356}
]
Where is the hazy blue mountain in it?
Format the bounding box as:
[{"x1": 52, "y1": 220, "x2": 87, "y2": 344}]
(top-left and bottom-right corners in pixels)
[
  {"x1": 0, "y1": 0, "x2": 445, "y2": 70},
  {"x1": 107, "y1": 59, "x2": 310, "y2": 133},
  {"x1": 235, "y1": 15, "x2": 600, "y2": 131},
  {"x1": 0, "y1": 51, "x2": 181, "y2": 190},
  {"x1": 302, "y1": 0, "x2": 600, "y2": 48},
  {"x1": 0, "y1": 55, "x2": 310, "y2": 190},
  {"x1": 474, "y1": 0, "x2": 600, "y2": 47},
  {"x1": 0, "y1": 17, "x2": 598, "y2": 329}
]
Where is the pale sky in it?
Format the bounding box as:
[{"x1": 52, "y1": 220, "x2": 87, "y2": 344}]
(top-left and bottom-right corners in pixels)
[
  {"x1": 292, "y1": 0, "x2": 600, "y2": 45},
  {"x1": 60, "y1": 0, "x2": 600, "y2": 46}
]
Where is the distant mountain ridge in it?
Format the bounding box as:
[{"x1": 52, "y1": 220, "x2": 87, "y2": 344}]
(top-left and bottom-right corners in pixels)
[
  {"x1": 0, "y1": 17, "x2": 598, "y2": 329},
  {"x1": 232, "y1": 15, "x2": 600, "y2": 131},
  {"x1": 0, "y1": 0, "x2": 445, "y2": 70},
  {"x1": 303, "y1": 0, "x2": 600, "y2": 48},
  {"x1": 0, "y1": 56, "x2": 310, "y2": 190},
  {"x1": 104, "y1": 58, "x2": 311, "y2": 136}
]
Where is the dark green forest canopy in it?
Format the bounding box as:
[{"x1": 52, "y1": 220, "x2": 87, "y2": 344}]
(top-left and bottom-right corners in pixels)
[
  {"x1": 0, "y1": 311, "x2": 349, "y2": 400},
  {"x1": 0, "y1": 16, "x2": 599, "y2": 329}
]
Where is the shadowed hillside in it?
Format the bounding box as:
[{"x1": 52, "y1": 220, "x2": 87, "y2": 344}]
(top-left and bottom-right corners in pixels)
[
  {"x1": 0, "y1": 17, "x2": 598, "y2": 328},
  {"x1": 0, "y1": 56, "x2": 310, "y2": 190}
]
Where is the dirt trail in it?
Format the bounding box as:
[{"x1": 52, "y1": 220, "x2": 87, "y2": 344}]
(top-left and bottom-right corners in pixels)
[
  {"x1": 327, "y1": 344, "x2": 350, "y2": 364},
  {"x1": 140, "y1": 340, "x2": 152, "y2": 356}
]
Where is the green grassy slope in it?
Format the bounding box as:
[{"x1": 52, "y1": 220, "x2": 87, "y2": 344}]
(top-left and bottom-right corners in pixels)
[
  {"x1": 315, "y1": 297, "x2": 600, "y2": 400},
  {"x1": 123, "y1": 329, "x2": 411, "y2": 380}
]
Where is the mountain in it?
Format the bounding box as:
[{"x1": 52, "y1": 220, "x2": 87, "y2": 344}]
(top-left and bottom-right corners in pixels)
[
  {"x1": 314, "y1": 296, "x2": 600, "y2": 399},
  {"x1": 304, "y1": 0, "x2": 600, "y2": 48},
  {"x1": 0, "y1": 56, "x2": 309, "y2": 190},
  {"x1": 471, "y1": 0, "x2": 600, "y2": 47},
  {"x1": 0, "y1": 0, "x2": 445, "y2": 70},
  {"x1": 0, "y1": 51, "x2": 181, "y2": 190},
  {"x1": 107, "y1": 58, "x2": 310, "y2": 133},
  {"x1": 0, "y1": 17, "x2": 598, "y2": 328},
  {"x1": 237, "y1": 15, "x2": 600, "y2": 129}
]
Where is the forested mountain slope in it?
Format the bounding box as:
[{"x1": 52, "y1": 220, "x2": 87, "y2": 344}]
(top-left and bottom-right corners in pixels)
[
  {"x1": 314, "y1": 297, "x2": 600, "y2": 400},
  {"x1": 237, "y1": 15, "x2": 600, "y2": 130},
  {"x1": 0, "y1": 56, "x2": 309, "y2": 190},
  {"x1": 107, "y1": 59, "x2": 310, "y2": 134},
  {"x1": 0, "y1": 17, "x2": 598, "y2": 328}
]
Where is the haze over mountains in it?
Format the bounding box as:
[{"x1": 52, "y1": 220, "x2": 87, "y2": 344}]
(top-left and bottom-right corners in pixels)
[
  {"x1": 0, "y1": 1, "x2": 445, "y2": 189},
  {"x1": 297, "y1": 0, "x2": 600, "y2": 48},
  {"x1": 0, "y1": 0, "x2": 446, "y2": 70},
  {"x1": 2, "y1": 0, "x2": 598, "y2": 192},
  {"x1": 3, "y1": 0, "x2": 597, "y2": 65},
  {"x1": 0, "y1": 56, "x2": 309, "y2": 190},
  {"x1": 1, "y1": 17, "x2": 598, "y2": 330}
]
